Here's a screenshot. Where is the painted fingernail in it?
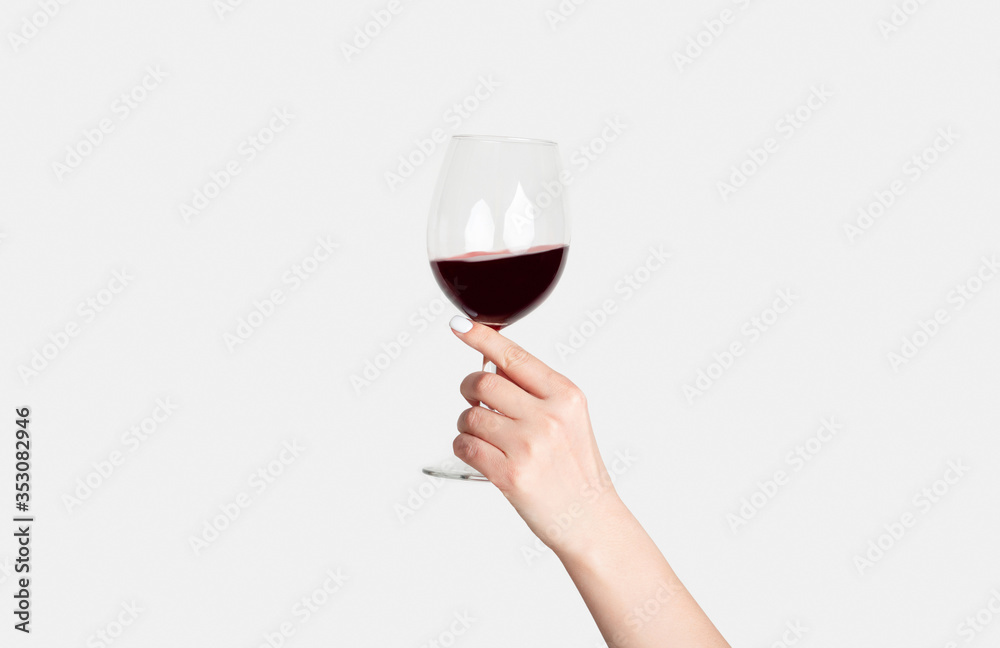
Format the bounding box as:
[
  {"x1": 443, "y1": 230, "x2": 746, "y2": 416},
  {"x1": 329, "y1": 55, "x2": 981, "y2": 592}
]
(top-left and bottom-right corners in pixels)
[{"x1": 449, "y1": 315, "x2": 473, "y2": 333}]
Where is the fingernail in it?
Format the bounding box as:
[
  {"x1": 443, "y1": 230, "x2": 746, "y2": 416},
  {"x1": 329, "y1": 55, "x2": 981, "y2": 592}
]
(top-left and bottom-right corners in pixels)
[{"x1": 449, "y1": 315, "x2": 473, "y2": 333}]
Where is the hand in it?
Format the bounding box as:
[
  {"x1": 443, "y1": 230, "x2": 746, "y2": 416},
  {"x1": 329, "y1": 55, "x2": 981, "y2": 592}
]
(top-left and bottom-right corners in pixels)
[
  {"x1": 448, "y1": 316, "x2": 626, "y2": 557},
  {"x1": 448, "y1": 316, "x2": 730, "y2": 648}
]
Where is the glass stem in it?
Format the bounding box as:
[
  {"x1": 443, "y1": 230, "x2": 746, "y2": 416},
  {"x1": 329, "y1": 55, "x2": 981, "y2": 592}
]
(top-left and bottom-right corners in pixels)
[{"x1": 481, "y1": 355, "x2": 497, "y2": 410}]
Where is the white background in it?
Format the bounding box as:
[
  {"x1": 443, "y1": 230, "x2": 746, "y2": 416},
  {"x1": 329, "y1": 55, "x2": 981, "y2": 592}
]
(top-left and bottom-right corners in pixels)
[{"x1": 2, "y1": 0, "x2": 1000, "y2": 646}]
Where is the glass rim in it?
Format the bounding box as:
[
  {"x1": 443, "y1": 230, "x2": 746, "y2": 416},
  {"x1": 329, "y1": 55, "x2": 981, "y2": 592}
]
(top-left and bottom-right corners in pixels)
[{"x1": 451, "y1": 134, "x2": 558, "y2": 146}]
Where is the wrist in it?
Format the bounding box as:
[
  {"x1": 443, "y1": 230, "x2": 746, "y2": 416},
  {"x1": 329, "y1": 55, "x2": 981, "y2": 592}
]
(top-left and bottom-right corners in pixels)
[{"x1": 549, "y1": 488, "x2": 633, "y2": 565}]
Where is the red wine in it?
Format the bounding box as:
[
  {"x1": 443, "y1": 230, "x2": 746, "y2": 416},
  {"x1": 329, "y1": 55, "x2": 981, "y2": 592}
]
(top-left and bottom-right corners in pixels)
[{"x1": 431, "y1": 244, "x2": 568, "y2": 329}]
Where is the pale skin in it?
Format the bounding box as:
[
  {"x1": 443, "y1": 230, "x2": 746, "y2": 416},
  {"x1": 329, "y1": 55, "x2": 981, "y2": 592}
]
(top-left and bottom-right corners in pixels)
[{"x1": 448, "y1": 317, "x2": 730, "y2": 648}]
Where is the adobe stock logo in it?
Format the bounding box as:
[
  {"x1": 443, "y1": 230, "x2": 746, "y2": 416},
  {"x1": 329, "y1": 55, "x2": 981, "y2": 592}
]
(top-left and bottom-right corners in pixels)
[
  {"x1": 544, "y1": 0, "x2": 591, "y2": 31},
  {"x1": 351, "y1": 296, "x2": 451, "y2": 394},
  {"x1": 213, "y1": 0, "x2": 249, "y2": 20},
  {"x1": 340, "y1": 0, "x2": 415, "y2": 62},
  {"x1": 188, "y1": 441, "x2": 305, "y2": 556},
  {"x1": 762, "y1": 621, "x2": 808, "y2": 648},
  {"x1": 394, "y1": 457, "x2": 458, "y2": 524},
  {"x1": 51, "y1": 66, "x2": 168, "y2": 181},
  {"x1": 383, "y1": 75, "x2": 501, "y2": 192},
  {"x1": 62, "y1": 398, "x2": 178, "y2": 513},
  {"x1": 877, "y1": 0, "x2": 932, "y2": 40},
  {"x1": 418, "y1": 611, "x2": 476, "y2": 648},
  {"x1": 852, "y1": 459, "x2": 970, "y2": 576},
  {"x1": 513, "y1": 117, "x2": 627, "y2": 239},
  {"x1": 7, "y1": 0, "x2": 73, "y2": 53},
  {"x1": 727, "y1": 417, "x2": 842, "y2": 535},
  {"x1": 672, "y1": 0, "x2": 758, "y2": 73},
  {"x1": 253, "y1": 568, "x2": 350, "y2": 647},
  {"x1": 555, "y1": 241, "x2": 662, "y2": 361},
  {"x1": 887, "y1": 254, "x2": 997, "y2": 371},
  {"x1": 520, "y1": 449, "x2": 637, "y2": 565},
  {"x1": 18, "y1": 268, "x2": 133, "y2": 384},
  {"x1": 683, "y1": 289, "x2": 798, "y2": 403},
  {"x1": 223, "y1": 236, "x2": 338, "y2": 353},
  {"x1": 85, "y1": 601, "x2": 143, "y2": 648},
  {"x1": 179, "y1": 107, "x2": 295, "y2": 223},
  {"x1": 716, "y1": 86, "x2": 833, "y2": 202},
  {"x1": 844, "y1": 127, "x2": 958, "y2": 243},
  {"x1": 949, "y1": 590, "x2": 1000, "y2": 645}
]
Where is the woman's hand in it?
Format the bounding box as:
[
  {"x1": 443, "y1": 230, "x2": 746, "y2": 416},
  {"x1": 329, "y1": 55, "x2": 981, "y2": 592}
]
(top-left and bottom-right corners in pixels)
[
  {"x1": 447, "y1": 316, "x2": 626, "y2": 558},
  {"x1": 447, "y1": 316, "x2": 730, "y2": 648}
]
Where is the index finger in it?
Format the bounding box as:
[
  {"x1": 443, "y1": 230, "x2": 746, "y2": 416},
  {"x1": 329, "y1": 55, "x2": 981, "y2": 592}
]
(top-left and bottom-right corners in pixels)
[{"x1": 448, "y1": 316, "x2": 565, "y2": 399}]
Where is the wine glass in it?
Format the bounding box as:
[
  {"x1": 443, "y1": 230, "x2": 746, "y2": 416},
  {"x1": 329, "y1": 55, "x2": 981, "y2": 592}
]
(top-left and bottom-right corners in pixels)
[{"x1": 422, "y1": 135, "x2": 570, "y2": 482}]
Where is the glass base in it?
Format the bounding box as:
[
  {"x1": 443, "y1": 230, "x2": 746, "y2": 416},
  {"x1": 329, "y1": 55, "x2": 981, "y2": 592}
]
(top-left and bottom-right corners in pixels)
[
  {"x1": 422, "y1": 459, "x2": 489, "y2": 482},
  {"x1": 422, "y1": 353, "x2": 498, "y2": 483}
]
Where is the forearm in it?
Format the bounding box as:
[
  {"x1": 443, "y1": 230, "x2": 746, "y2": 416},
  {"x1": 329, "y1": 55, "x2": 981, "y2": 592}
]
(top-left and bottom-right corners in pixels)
[{"x1": 554, "y1": 496, "x2": 729, "y2": 648}]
